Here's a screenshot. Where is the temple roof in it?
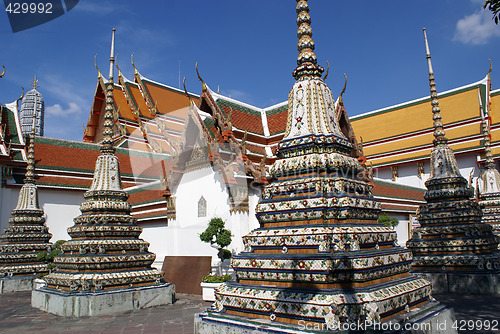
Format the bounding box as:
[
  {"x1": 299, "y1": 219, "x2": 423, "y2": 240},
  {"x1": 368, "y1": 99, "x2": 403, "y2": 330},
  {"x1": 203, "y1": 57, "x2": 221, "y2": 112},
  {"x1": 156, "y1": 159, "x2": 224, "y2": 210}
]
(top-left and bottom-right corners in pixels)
[{"x1": 351, "y1": 75, "x2": 497, "y2": 167}]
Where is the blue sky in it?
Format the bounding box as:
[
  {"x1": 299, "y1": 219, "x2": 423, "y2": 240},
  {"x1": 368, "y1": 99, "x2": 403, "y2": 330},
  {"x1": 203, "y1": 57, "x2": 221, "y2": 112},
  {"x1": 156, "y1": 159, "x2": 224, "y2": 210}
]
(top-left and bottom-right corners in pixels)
[{"x1": 0, "y1": 0, "x2": 499, "y2": 141}]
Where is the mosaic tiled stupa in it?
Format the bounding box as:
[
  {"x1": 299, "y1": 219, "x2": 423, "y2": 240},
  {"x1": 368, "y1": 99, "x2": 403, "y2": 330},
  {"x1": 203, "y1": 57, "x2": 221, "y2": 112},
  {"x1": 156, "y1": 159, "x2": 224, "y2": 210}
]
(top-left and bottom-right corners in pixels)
[
  {"x1": 477, "y1": 69, "x2": 500, "y2": 249},
  {"x1": 32, "y1": 29, "x2": 174, "y2": 317},
  {"x1": 406, "y1": 29, "x2": 500, "y2": 294},
  {"x1": 196, "y1": 3, "x2": 454, "y2": 332},
  {"x1": 0, "y1": 113, "x2": 52, "y2": 292}
]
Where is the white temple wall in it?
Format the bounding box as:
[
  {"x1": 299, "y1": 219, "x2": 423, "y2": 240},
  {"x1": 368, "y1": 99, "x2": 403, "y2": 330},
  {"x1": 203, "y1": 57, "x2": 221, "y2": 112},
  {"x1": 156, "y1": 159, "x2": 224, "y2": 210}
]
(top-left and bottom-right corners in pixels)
[
  {"x1": 373, "y1": 152, "x2": 480, "y2": 190},
  {"x1": 148, "y1": 166, "x2": 262, "y2": 268},
  {"x1": 38, "y1": 188, "x2": 85, "y2": 242},
  {"x1": 0, "y1": 186, "x2": 19, "y2": 234}
]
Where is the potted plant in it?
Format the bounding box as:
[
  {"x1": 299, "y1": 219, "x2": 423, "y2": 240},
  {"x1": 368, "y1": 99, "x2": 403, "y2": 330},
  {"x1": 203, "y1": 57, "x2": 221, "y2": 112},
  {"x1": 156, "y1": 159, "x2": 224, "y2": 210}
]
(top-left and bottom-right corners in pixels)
[
  {"x1": 200, "y1": 274, "x2": 232, "y2": 301},
  {"x1": 199, "y1": 217, "x2": 232, "y2": 274},
  {"x1": 199, "y1": 217, "x2": 233, "y2": 301}
]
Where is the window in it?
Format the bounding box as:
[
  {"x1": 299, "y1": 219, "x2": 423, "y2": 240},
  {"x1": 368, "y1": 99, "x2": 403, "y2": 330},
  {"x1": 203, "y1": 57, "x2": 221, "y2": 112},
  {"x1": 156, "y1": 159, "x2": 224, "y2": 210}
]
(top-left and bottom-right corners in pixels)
[{"x1": 198, "y1": 196, "x2": 207, "y2": 217}]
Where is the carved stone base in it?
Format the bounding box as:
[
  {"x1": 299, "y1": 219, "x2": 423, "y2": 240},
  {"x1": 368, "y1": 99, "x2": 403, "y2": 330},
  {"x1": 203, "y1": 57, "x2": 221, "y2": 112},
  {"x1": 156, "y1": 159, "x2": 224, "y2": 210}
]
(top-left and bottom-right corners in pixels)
[
  {"x1": 417, "y1": 272, "x2": 500, "y2": 295},
  {"x1": 0, "y1": 275, "x2": 35, "y2": 293},
  {"x1": 31, "y1": 283, "x2": 175, "y2": 317},
  {"x1": 194, "y1": 301, "x2": 456, "y2": 334}
]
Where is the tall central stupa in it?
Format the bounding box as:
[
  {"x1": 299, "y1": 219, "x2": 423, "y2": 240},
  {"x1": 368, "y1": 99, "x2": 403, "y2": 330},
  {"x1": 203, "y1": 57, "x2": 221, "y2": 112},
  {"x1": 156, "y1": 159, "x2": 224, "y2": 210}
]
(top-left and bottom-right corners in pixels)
[{"x1": 196, "y1": 2, "x2": 454, "y2": 332}]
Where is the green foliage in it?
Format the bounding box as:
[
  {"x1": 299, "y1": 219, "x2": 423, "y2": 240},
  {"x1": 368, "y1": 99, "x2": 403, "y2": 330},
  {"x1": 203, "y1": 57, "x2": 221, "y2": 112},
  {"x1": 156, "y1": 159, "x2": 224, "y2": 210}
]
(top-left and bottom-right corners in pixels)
[
  {"x1": 484, "y1": 0, "x2": 500, "y2": 24},
  {"x1": 377, "y1": 213, "x2": 399, "y2": 228},
  {"x1": 36, "y1": 240, "x2": 66, "y2": 267},
  {"x1": 201, "y1": 274, "x2": 232, "y2": 283},
  {"x1": 200, "y1": 217, "x2": 232, "y2": 261}
]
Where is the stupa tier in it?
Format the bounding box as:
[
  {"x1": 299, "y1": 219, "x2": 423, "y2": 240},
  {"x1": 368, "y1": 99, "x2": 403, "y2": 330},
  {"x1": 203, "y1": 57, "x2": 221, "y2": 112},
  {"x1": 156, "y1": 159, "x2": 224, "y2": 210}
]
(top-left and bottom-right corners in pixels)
[
  {"x1": 0, "y1": 129, "x2": 52, "y2": 291},
  {"x1": 406, "y1": 29, "x2": 500, "y2": 293},
  {"x1": 197, "y1": 2, "x2": 452, "y2": 331},
  {"x1": 32, "y1": 29, "x2": 173, "y2": 317},
  {"x1": 477, "y1": 74, "x2": 500, "y2": 248}
]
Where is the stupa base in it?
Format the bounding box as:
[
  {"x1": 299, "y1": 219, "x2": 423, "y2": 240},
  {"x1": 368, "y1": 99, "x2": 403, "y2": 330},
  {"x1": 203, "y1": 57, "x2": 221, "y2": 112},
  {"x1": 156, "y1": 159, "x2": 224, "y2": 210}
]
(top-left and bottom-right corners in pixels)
[
  {"x1": 0, "y1": 275, "x2": 35, "y2": 293},
  {"x1": 31, "y1": 282, "x2": 175, "y2": 317},
  {"x1": 194, "y1": 301, "x2": 456, "y2": 334},
  {"x1": 417, "y1": 272, "x2": 500, "y2": 295}
]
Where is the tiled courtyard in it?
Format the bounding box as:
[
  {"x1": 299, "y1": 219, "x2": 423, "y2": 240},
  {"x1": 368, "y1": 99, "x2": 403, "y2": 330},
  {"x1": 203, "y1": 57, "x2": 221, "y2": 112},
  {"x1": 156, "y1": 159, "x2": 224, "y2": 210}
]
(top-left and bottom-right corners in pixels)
[{"x1": 0, "y1": 291, "x2": 498, "y2": 333}]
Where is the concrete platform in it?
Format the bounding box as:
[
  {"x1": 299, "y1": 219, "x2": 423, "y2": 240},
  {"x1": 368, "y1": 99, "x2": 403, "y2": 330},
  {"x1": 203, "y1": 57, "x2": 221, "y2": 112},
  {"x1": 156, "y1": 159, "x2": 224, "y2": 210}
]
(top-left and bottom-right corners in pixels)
[
  {"x1": 418, "y1": 273, "x2": 500, "y2": 295},
  {"x1": 31, "y1": 283, "x2": 175, "y2": 317},
  {"x1": 0, "y1": 275, "x2": 34, "y2": 293},
  {"x1": 194, "y1": 302, "x2": 457, "y2": 334}
]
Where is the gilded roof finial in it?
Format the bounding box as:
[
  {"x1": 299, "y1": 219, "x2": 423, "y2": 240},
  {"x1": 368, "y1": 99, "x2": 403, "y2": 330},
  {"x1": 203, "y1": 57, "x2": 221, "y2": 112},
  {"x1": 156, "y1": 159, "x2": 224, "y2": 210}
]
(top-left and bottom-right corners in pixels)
[
  {"x1": 182, "y1": 77, "x2": 194, "y2": 106},
  {"x1": 195, "y1": 62, "x2": 207, "y2": 91},
  {"x1": 338, "y1": 73, "x2": 347, "y2": 105},
  {"x1": 323, "y1": 60, "x2": 329, "y2": 81},
  {"x1": 100, "y1": 28, "x2": 116, "y2": 154},
  {"x1": 0, "y1": 64, "x2": 5, "y2": 78},
  {"x1": 31, "y1": 75, "x2": 39, "y2": 90},
  {"x1": 488, "y1": 58, "x2": 493, "y2": 81},
  {"x1": 17, "y1": 86, "x2": 24, "y2": 104},
  {"x1": 423, "y1": 28, "x2": 447, "y2": 146},
  {"x1": 131, "y1": 53, "x2": 138, "y2": 75},
  {"x1": 95, "y1": 54, "x2": 102, "y2": 79},
  {"x1": 292, "y1": 0, "x2": 324, "y2": 80}
]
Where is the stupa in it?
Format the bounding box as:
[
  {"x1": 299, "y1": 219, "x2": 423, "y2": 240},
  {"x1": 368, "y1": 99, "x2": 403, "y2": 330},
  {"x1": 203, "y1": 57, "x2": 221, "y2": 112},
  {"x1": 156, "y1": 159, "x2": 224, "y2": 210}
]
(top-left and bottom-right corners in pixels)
[
  {"x1": 0, "y1": 113, "x2": 52, "y2": 293},
  {"x1": 406, "y1": 29, "x2": 500, "y2": 294},
  {"x1": 196, "y1": 3, "x2": 454, "y2": 333},
  {"x1": 477, "y1": 67, "x2": 500, "y2": 248},
  {"x1": 32, "y1": 29, "x2": 174, "y2": 317}
]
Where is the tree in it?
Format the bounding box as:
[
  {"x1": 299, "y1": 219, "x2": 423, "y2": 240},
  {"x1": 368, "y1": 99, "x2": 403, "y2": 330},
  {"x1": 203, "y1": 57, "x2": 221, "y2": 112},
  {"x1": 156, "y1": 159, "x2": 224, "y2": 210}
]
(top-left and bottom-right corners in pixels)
[
  {"x1": 484, "y1": 0, "x2": 500, "y2": 24},
  {"x1": 36, "y1": 240, "x2": 66, "y2": 276},
  {"x1": 377, "y1": 213, "x2": 399, "y2": 229},
  {"x1": 199, "y1": 217, "x2": 232, "y2": 274}
]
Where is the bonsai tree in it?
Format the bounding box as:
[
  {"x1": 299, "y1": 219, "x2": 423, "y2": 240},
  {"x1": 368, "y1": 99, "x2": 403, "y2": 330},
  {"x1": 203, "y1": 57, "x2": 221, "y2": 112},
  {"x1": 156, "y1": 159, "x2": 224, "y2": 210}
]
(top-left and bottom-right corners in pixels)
[
  {"x1": 199, "y1": 217, "x2": 232, "y2": 275},
  {"x1": 377, "y1": 213, "x2": 399, "y2": 229},
  {"x1": 36, "y1": 240, "x2": 66, "y2": 276}
]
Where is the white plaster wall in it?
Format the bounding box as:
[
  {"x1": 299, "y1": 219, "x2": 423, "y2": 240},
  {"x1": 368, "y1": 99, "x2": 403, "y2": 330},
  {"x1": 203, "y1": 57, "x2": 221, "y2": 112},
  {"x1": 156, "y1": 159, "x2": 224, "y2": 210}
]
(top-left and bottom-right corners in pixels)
[
  {"x1": 39, "y1": 188, "x2": 84, "y2": 242},
  {"x1": 0, "y1": 186, "x2": 20, "y2": 234},
  {"x1": 0, "y1": 185, "x2": 84, "y2": 243},
  {"x1": 374, "y1": 152, "x2": 480, "y2": 189},
  {"x1": 146, "y1": 166, "x2": 262, "y2": 268}
]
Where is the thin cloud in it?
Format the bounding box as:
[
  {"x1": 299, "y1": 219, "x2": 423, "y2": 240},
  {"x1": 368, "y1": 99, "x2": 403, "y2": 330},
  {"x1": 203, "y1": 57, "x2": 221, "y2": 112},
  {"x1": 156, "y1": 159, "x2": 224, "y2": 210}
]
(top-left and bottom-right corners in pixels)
[
  {"x1": 46, "y1": 102, "x2": 82, "y2": 117},
  {"x1": 454, "y1": 9, "x2": 500, "y2": 45}
]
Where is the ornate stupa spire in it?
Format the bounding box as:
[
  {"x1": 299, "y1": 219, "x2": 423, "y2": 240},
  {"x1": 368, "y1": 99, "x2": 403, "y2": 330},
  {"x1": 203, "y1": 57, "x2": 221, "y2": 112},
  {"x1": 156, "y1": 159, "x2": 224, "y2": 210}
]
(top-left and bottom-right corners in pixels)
[
  {"x1": 424, "y1": 28, "x2": 447, "y2": 146},
  {"x1": 292, "y1": 0, "x2": 324, "y2": 80},
  {"x1": 477, "y1": 60, "x2": 500, "y2": 247},
  {"x1": 33, "y1": 29, "x2": 172, "y2": 316},
  {"x1": 0, "y1": 110, "x2": 52, "y2": 287},
  {"x1": 406, "y1": 29, "x2": 500, "y2": 293},
  {"x1": 198, "y1": 3, "x2": 447, "y2": 332},
  {"x1": 101, "y1": 28, "x2": 116, "y2": 154}
]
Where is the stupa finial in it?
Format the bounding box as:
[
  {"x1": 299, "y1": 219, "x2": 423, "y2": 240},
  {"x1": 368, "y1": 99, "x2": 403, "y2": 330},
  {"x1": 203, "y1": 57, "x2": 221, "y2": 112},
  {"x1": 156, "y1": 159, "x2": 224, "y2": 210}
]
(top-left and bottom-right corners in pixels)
[
  {"x1": 423, "y1": 28, "x2": 447, "y2": 146},
  {"x1": 292, "y1": 0, "x2": 324, "y2": 80},
  {"x1": 31, "y1": 75, "x2": 39, "y2": 90},
  {"x1": 100, "y1": 28, "x2": 116, "y2": 154}
]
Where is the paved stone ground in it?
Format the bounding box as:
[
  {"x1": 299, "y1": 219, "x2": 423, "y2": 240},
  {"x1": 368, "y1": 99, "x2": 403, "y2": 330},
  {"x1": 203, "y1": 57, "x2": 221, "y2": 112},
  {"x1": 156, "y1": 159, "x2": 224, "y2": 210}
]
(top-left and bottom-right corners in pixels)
[
  {"x1": 0, "y1": 291, "x2": 211, "y2": 334},
  {"x1": 0, "y1": 291, "x2": 498, "y2": 333}
]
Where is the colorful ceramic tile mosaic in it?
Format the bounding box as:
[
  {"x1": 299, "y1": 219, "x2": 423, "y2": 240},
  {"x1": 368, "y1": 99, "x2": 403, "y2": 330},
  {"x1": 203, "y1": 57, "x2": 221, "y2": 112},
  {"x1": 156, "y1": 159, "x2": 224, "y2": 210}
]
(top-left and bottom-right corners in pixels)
[
  {"x1": 0, "y1": 127, "x2": 52, "y2": 278},
  {"x1": 211, "y1": 0, "x2": 433, "y2": 327},
  {"x1": 406, "y1": 29, "x2": 500, "y2": 272},
  {"x1": 477, "y1": 83, "x2": 500, "y2": 249},
  {"x1": 42, "y1": 30, "x2": 163, "y2": 292}
]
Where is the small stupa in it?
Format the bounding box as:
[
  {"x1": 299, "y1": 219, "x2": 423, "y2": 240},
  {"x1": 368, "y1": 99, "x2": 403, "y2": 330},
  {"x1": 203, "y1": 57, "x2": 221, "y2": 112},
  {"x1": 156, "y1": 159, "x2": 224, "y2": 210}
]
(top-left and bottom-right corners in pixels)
[
  {"x1": 32, "y1": 29, "x2": 174, "y2": 317},
  {"x1": 196, "y1": 3, "x2": 454, "y2": 333},
  {"x1": 406, "y1": 29, "x2": 500, "y2": 294},
  {"x1": 477, "y1": 67, "x2": 500, "y2": 248},
  {"x1": 0, "y1": 111, "x2": 52, "y2": 292}
]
